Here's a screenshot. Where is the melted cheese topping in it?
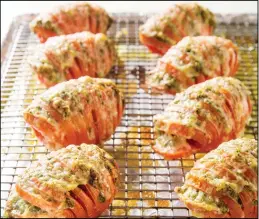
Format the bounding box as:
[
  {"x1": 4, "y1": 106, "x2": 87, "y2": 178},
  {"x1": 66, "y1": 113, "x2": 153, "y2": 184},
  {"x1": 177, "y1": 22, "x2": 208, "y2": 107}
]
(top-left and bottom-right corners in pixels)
[
  {"x1": 3, "y1": 190, "x2": 53, "y2": 218},
  {"x1": 25, "y1": 76, "x2": 123, "y2": 124},
  {"x1": 30, "y1": 2, "x2": 111, "y2": 35},
  {"x1": 16, "y1": 144, "x2": 119, "y2": 212},
  {"x1": 140, "y1": 3, "x2": 215, "y2": 39},
  {"x1": 153, "y1": 77, "x2": 251, "y2": 154},
  {"x1": 29, "y1": 32, "x2": 115, "y2": 86},
  {"x1": 148, "y1": 36, "x2": 238, "y2": 93},
  {"x1": 175, "y1": 138, "x2": 258, "y2": 217},
  {"x1": 177, "y1": 185, "x2": 229, "y2": 215},
  {"x1": 154, "y1": 133, "x2": 190, "y2": 154}
]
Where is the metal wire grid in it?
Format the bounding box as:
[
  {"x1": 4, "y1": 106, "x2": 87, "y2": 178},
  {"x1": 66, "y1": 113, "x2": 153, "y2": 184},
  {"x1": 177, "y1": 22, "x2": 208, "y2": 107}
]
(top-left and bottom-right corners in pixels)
[{"x1": 1, "y1": 13, "x2": 258, "y2": 218}]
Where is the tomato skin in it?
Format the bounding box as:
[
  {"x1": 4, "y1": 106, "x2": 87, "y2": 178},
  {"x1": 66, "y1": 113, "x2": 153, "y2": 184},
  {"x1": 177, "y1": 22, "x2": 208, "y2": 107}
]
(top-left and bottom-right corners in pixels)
[
  {"x1": 175, "y1": 138, "x2": 258, "y2": 218},
  {"x1": 5, "y1": 144, "x2": 120, "y2": 218},
  {"x1": 30, "y1": 2, "x2": 112, "y2": 43},
  {"x1": 153, "y1": 77, "x2": 252, "y2": 159},
  {"x1": 139, "y1": 3, "x2": 216, "y2": 55},
  {"x1": 145, "y1": 36, "x2": 239, "y2": 95},
  {"x1": 24, "y1": 76, "x2": 125, "y2": 151}
]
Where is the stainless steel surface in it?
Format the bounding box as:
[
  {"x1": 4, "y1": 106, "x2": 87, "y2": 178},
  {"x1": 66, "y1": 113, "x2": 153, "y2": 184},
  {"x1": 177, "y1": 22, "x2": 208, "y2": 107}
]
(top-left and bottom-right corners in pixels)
[{"x1": 1, "y1": 13, "x2": 258, "y2": 218}]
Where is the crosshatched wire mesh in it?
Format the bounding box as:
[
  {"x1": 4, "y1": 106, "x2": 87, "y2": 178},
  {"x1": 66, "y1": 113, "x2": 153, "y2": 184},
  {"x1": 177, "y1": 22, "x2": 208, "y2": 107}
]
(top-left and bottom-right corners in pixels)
[{"x1": 1, "y1": 13, "x2": 258, "y2": 218}]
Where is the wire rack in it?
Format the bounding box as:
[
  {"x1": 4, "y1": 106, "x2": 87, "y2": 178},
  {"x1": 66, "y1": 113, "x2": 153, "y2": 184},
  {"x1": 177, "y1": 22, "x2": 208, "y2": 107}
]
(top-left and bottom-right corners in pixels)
[{"x1": 1, "y1": 13, "x2": 258, "y2": 218}]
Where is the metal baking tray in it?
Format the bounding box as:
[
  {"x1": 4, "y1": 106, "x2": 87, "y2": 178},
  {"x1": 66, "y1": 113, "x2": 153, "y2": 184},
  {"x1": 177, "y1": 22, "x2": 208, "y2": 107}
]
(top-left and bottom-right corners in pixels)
[{"x1": 1, "y1": 13, "x2": 258, "y2": 218}]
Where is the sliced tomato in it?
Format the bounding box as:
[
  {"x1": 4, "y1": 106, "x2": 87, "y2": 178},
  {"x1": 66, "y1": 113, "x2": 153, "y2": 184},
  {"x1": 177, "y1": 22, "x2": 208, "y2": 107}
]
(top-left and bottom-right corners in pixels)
[{"x1": 139, "y1": 33, "x2": 171, "y2": 55}]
